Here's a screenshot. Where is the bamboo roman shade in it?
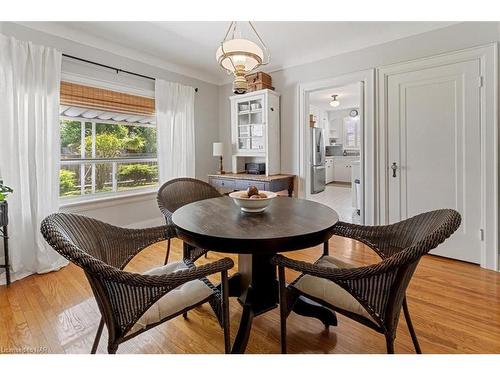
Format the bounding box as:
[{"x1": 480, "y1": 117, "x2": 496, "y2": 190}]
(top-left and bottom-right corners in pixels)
[{"x1": 60, "y1": 81, "x2": 155, "y2": 115}]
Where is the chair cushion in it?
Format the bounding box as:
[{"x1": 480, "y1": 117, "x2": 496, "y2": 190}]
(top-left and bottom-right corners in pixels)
[
  {"x1": 293, "y1": 256, "x2": 375, "y2": 322},
  {"x1": 129, "y1": 261, "x2": 214, "y2": 334}
]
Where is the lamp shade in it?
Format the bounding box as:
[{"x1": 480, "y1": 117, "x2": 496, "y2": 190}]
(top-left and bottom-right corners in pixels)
[
  {"x1": 216, "y1": 39, "x2": 264, "y2": 73},
  {"x1": 213, "y1": 142, "x2": 224, "y2": 157}
]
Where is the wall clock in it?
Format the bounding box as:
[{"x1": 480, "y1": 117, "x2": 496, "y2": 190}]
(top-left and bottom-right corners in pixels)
[{"x1": 349, "y1": 109, "x2": 359, "y2": 117}]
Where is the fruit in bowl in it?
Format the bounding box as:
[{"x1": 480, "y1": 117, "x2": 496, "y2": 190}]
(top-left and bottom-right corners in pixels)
[{"x1": 229, "y1": 185, "x2": 277, "y2": 213}]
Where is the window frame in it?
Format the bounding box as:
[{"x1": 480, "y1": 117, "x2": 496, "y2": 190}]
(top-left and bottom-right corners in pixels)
[
  {"x1": 342, "y1": 115, "x2": 361, "y2": 150},
  {"x1": 59, "y1": 116, "x2": 159, "y2": 204},
  {"x1": 58, "y1": 71, "x2": 157, "y2": 207}
]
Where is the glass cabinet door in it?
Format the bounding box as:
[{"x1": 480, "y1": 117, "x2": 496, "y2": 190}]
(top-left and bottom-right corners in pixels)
[
  {"x1": 238, "y1": 125, "x2": 251, "y2": 138},
  {"x1": 251, "y1": 137, "x2": 265, "y2": 150},
  {"x1": 236, "y1": 96, "x2": 265, "y2": 153}
]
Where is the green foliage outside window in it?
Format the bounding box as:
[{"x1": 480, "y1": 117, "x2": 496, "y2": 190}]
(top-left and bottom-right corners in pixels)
[
  {"x1": 59, "y1": 169, "x2": 77, "y2": 195},
  {"x1": 0, "y1": 181, "x2": 13, "y2": 202},
  {"x1": 59, "y1": 119, "x2": 158, "y2": 198},
  {"x1": 118, "y1": 164, "x2": 158, "y2": 186}
]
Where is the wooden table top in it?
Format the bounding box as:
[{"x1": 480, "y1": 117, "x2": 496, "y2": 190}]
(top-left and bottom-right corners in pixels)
[
  {"x1": 207, "y1": 173, "x2": 294, "y2": 181},
  {"x1": 172, "y1": 196, "x2": 339, "y2": 254}
]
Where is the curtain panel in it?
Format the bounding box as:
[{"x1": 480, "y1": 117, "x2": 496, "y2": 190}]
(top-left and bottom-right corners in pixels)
[
  {"x1": 155, "y1": 79, "x2": 196, "y2": 183},
  {"x1": 0, "y1": 34, "x2": 68, "y2": 284}
]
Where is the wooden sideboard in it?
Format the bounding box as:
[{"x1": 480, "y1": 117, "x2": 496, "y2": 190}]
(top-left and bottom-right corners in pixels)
[{"x1": 208, "y1": 173, "x2": 295, "y2": 197}]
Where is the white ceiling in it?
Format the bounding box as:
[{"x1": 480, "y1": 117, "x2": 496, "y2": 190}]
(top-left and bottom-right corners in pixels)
[
  {"x1": 20, "y1": 21, "x2": 457, "y2": 85},
  {"x1": 310, "y1": 83, "x2": 361, "y2": 111}
]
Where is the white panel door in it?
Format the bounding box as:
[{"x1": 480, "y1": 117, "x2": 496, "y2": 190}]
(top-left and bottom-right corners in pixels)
[{"x1": 387, "y1": 59, "x2": 482, "y2": 263}]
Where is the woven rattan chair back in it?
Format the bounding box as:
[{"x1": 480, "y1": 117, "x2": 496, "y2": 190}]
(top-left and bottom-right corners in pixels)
[
  {"x1": 157, "y1": 178, "x2": 222, "y2": 223},
  {"x1": 41, "y1": 213, "x2": 122, "y2": 268},
  {"x1": 157, "y1": 178, "x2": 222, "y2": 263},
  {"x1": 40, "y1": 213, "x2": 167, "y2": 269}
]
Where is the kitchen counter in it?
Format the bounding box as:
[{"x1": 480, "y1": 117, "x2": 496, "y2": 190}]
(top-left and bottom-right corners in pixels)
[{"x1": 325, "y1": 155, "x2": 360, "y2": 161}]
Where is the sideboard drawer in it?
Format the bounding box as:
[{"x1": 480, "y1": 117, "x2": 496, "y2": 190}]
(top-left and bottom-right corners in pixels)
[
  {"x1": 210, "y1": 178, "x2": 236, "y2": 190},
  {"x1": 235, "y1": 180, "x2": 267, "y2": 191},
  {"x1": 208, "y1": 174, "x2": 294, "y2": 197}
]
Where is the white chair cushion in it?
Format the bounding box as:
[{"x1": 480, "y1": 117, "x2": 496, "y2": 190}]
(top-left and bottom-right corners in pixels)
[
  {"x1": 293, "y1": 256, "x2": 375, "y2": 322},
  {"x1": 129, "y1": 261, "x2": 214, "y2": 334}
]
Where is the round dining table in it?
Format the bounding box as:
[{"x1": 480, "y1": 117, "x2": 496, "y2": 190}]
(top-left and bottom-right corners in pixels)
[{"x1": 172, "y1": 196, "x2": 339, "y2": 353}]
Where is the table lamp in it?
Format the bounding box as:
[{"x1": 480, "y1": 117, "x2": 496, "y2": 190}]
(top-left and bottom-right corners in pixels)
[{"x1": 213, "y1": 142, "x2": 225, "y2": 174}]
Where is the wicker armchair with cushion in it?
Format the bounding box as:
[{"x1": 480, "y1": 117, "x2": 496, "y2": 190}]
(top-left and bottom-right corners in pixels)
[
  {"x1": 272, "y1": 209, "x2": 461, "y2": 354},
  {"x1": 157, "y1": 178, "x2": 222, "y2": 264},
  {"x1": 40, "y1": 213, "x2": 233, "y2": 354}
]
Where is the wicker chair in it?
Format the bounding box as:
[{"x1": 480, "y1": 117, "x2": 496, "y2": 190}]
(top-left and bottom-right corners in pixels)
[
  {"x1": 40, "y1": 213, "x2": 233, "y2": 354},
  {"x1": 272, "y1": 209, "x2": 461, "y2": 354},
  {"x1": 157, "y1": 177, "x2": 222, "y2": 264}
]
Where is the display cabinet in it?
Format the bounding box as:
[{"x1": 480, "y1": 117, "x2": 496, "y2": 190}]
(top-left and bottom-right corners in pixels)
[{"x1": 230, "y1": 89, "x2": 280, "y2": 176}]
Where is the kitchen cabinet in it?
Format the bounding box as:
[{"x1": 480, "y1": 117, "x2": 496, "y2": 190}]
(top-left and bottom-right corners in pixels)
[
  {"x1": 310, "y1": 105, "x2": 328, "y2": 129},
  {"x1": 230, "y1": 89, "x2": 280, "y2": 175},
  {"x1": 332, "y1": 158, "x2": 357, "y2": 183},
  {"x1": 319, "y1": 110, "x2": 328, "y2": 129}
]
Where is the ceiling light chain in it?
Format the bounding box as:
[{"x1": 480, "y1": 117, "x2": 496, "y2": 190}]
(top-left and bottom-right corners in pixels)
[{"x1": 248, "y1": 21, "x2": 270, "y2": 65}]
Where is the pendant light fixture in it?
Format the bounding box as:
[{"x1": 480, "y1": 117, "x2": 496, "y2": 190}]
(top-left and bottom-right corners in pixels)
[
  {"x1": 216, "y1": 21, "x2": 270, "y2": 94},
  {"x1": 330, "y1": 94, "x2": 340, "y2": 108}
]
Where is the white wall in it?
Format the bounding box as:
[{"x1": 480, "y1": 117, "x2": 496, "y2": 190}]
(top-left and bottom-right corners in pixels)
[
  {"x1": 0, "y1": 22, "x2": 220, "y2": 228},
  {"x1": 218, "y1": 22, "x2": 500, "y2": 175}
]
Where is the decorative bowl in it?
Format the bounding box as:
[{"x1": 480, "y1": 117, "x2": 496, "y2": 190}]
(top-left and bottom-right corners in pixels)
[{"x1": 229, "y1": 190, "x2": 277, "y2": 213}]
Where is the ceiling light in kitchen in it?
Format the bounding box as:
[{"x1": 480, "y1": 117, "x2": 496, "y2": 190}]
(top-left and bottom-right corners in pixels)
[{"x1": 330, "y1": 94, "x2": 340, "y2": 107}]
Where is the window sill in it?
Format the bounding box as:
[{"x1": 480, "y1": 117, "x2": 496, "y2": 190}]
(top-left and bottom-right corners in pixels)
[{"x1": 59, "y1": 187, "x2": 158, "y2": 212}]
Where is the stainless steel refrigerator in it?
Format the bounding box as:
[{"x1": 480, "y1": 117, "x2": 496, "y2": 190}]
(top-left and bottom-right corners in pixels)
[{"x1": 311, "y1": 127, "x2": 326, "y2": 194}]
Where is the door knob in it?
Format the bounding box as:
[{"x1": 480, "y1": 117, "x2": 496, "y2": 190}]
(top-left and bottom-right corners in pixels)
[{"x1": 391, "y1": 162, "x2": 398, "y2": 178}]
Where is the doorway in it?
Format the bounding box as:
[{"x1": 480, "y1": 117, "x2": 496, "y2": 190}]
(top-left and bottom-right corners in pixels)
[
  {"x1": 298, "y1": 70, "x2": 375, "y2": 225},
  {"x1": 307, "y1": 83, "x2": 362, "y2": 223}
]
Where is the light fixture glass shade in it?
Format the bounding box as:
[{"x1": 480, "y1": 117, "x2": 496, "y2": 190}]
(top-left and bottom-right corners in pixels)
[
  {"x1": 330, "y1": 95, "x2": 340, "y2": 107},
  {"x1": 213, "y1": 142, "x2": 224, "y2": 156},
  {"x1": 216, "y1": 39, "x2": 264, "y2": 73}
]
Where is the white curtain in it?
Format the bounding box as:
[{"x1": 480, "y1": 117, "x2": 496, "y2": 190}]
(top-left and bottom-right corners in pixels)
[
  {"x1": 0, "y1": 34, "x2": 68, "y2": 284},
  {"x1": 155, "y1": 79, "x2": 196, "y2": 183}
]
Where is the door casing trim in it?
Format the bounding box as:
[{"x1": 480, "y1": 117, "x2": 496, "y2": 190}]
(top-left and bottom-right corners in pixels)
[{"x1": 297, "y1": 70, "x2": 376, "y2": 225}]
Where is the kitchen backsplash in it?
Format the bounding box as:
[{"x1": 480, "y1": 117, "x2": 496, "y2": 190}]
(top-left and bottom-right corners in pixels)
[{"x1": 325, "y1": 144, "x2": 360, "y2": 157}]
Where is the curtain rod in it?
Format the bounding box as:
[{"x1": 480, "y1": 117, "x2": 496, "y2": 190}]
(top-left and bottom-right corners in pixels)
[{"x1": 62, "y1": 54, "x2": 199, "y2": 93}]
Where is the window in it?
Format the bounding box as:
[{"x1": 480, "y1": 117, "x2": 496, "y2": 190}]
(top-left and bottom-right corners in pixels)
[
  {"x1": 342, "y1": 115, "x2": 361, "y2": 149},
  {"x1": 59, "y1": 82, "x2": 157, "y2": 200}
]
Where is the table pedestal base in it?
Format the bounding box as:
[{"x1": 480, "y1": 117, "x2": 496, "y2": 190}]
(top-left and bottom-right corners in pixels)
[{"x1": 225, "y1": 253, "x2": 337, "y2": 353}]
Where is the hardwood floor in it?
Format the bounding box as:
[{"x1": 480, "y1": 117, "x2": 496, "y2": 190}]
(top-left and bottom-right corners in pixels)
[{"x1": 1, "y1": 236, "x2": 500, "y2": 354}]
